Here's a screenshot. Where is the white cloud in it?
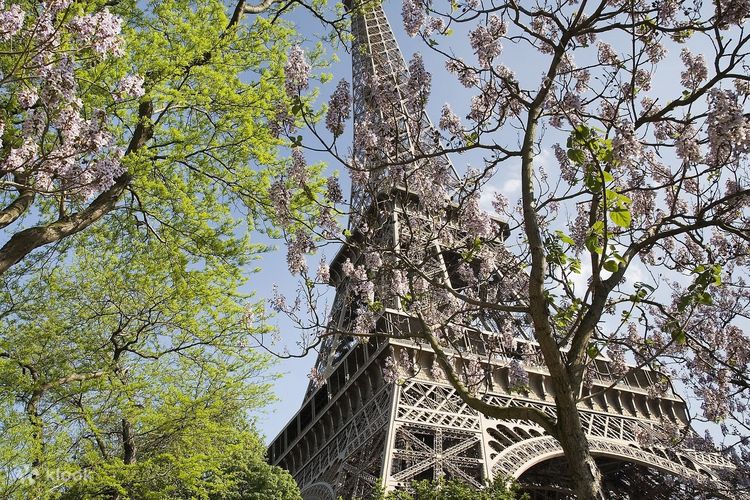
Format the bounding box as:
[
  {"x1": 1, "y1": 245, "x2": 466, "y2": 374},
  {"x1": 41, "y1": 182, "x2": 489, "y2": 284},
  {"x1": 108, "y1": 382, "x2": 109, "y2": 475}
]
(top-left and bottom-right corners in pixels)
[
  {"x1": 479, "y1": 185, "x2": 500, "y2": 213},
  {"x1": 502, "y1": 178, "x2": 521, "y2": 193}
]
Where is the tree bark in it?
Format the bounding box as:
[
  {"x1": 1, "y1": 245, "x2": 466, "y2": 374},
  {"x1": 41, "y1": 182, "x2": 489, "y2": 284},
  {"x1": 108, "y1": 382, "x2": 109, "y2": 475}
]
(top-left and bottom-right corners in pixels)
[
  {"x1": 554, "y1": 382, "x2": 605, "y2": 499},
  {"x1": 518, "y1": 44, "x2": 605, "y2": 497},
  {"x1": 122, "y1": 418, "x2": 137, "y2": 465}
]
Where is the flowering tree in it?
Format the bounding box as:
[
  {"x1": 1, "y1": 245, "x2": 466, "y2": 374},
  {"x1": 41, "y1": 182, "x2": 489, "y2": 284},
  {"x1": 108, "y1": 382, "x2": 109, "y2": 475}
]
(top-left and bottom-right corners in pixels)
[
  {"x1": 268, "y1": 0, "x2": 750, "y2": 498},
  {"x1": 0, "y1": 0, "x2": 328, "y2": 277}
]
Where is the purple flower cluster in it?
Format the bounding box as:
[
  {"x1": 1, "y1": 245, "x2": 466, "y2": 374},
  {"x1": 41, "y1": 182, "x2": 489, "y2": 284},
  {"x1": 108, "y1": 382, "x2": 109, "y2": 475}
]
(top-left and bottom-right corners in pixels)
[
  {"x1": 69, "y1": 9, "x2": 124, "y2": 57},
  {"x1": 325, "y1": 175, "x2": 343, "y2": 203},
  {"x1": 508, "y1": 359, "x2": 529, "y2": 390},
  {"x1": 407, "y1": 53, "x2": 431, "y2": 111},
  {"x1": 401, "y1": 0, "x2": 424, "y2": 37},
  {"x1": 0, "y1": 2, "x2": 25, "y2": 41},
  {"x1": 287, "y1": 231, "x2": 314, "y2": 275},
  {"x1": 680, "y1": 48, "x2": 708, "y2": 90},
  {"x1": 116, "y1": 74, "x2": 146, "y2": 100},
  {"x1": 707, "y1": 89, "x2": 749, "y2": 165},
  {"x1": 468, "y1": 16, "x2": 506, "y2": 68},
  {"x1": 439, "y1": 104, "x2": 463, "y2": 137},
  {"x1": 325, "y1": 79, "x2": 351, "y2": 136},
  {"x1": 284, "y1": 45, "x2": 310, "y2": 97},
  {"x1": 288, "y1": 148, "x2": 307, "y2": 186}
]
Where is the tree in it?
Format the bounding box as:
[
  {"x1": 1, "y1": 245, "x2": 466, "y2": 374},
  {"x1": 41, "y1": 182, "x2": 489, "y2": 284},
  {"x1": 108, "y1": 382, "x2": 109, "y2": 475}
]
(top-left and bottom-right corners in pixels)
[
  {"x1": 0, "y1": 0, "x2": 327, "y2": 278},
  {"x1": 0, "y1": 0, "x2": 336, "y2": 497},
  {"x1": 0, "y1": 219, "x2": 302, "y2": 498},
  {"x1": 369, "y1": 477, "x2": 527, "y2": 500},
  {"x1": 266, "y1": 0, "x2": 750, "y2": 498}
]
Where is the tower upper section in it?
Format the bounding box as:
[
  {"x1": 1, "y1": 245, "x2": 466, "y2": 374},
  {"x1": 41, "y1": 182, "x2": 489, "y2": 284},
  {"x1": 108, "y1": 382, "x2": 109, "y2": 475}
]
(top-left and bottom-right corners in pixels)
[{"x1": 346, "y1": 0, "x2": 456, "y2": 223}]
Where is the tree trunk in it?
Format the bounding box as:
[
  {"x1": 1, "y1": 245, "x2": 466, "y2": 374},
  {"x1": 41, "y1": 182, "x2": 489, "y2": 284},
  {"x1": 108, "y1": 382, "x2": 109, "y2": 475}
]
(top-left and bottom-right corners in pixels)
[
  {"x1": 122, "y1": 417, "x2": 137, "y2": 465},
  {"x1": 554, "y1": 383, "x2": 605, "y2": 499}
]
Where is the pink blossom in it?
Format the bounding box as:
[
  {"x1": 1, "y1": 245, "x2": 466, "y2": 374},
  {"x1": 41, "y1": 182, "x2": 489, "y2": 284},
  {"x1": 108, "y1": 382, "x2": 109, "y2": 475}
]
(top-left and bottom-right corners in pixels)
[
  {"x1": 364, "y1": 252, "x2": 382, "y2": 271},
  {"x1": 269, "y1": 180, "x2": 291, "y2": 227},
  {"x1": 469, "y1": 16, "x2": 506, "y2": 68},
  {"x1": 646, "y1": 42, "x2": 667, "y2": 63},
  {"x1": 69, "y1": 9, "x2": 123, "y2": 57},
  {"x1": 657, "y1": 0, "x2": 680, "y2": 20},
  {"x1": 612, "y1": 121, "x2": 644, "y2": 168},
  {"x1": 325, "y1": 175, "x2": 343, "y2": 203},
  {"x1": 391, "y1": 270, "x2": 408, "y2": 298},
  {"x1": 460, "y1": 192, "x2": 493, "y2": 239},
  {"x1": 0, "y1": 3, "x2": 25, "y2": 41},
  {"x1": 354, "y1": 117, "x2": 379, "y2": 151},
  {"x1": 316, "y1": 258, "x2": 330, "y2": 284},
  {"x1": 17, "y1": 87, "x2": 38, "y2": 108},
  {"x1": 735, "y1": 78, "x2": 750, "y2": 95},
  {"x1": 597, "y1": 42, "x2": 619, "y2": 65},
  {"x1": 353, "y1": 307, "x2": 375, "y2": 336},
  {"x1": 608, "y1": 344, "x2": 627, "y2": 378},
  {"x1": 491, "y1": 191, "x2": 509, "y2": 213},
  {"x1": 423, "y1": 17, "x2": 445, "y2": 37},
  {"x1": 3, "y1": 140, "x2": 38, "y2": 171},
  {"x1": 383, "y1": 353, "x2": 399, "y2": 383},
  {"x1": 406, "y1": 53, "x2": 431, "y2": 110},
  {"x1": 468, "y1": 87, "x2": 499, "y2": 123},
  {"x1": 634, "y1": 68, "x2": 652, "y2": 92},
  {"x1": 706, "y1": 89, "x2": 749, "y2": 164},
  {"x1": 288, "y1": 147, "x2": 307, "y2": 186},
  {"x1": 401, "y1": 0, "x2": 424, "y2": 37},
  {"x1": 575, "y1": 69, "x2": 591, "y2": 93},
  {"x1": 284, "y1": 45, "x2": 310, "y2": 97},
  {"x1": 675, "y1": 124, "x2": 702, "y2": 163},
  {"x1": 287, "y1": 231, "x2": 313, "y2": 275},
  {"x1": 325, "y1": 79, "x2": 351, "y2": 136},
  {"x1": 680, "y1": 48, "x2": 708, "y2": 89},
  {"x1": 439, "y1": 103, "x2": 463, "y2": 137},
  {"x1": 87, "y1": 157, "x2": 124, "y2": 195},
  {"x1": 269, "y1": 284, "x2": 287, "y2": 313},
  {"x1": 715, "y1": 0, "x2": 750, "y2": 27},
  {"x1": 508, "y1": 359, "x2": 529, "y2": 390},
  {"x1": 351, "y1": 264, "x2": 374, "y2": 302},
  {"x1": 307, "y1": 367, "x2": 326, "y2": 388},
  {"x1": 46, "y1": 0, "x2": 73, "y2": 11},
  {"x1": 341, "y1": 258, "x2": 355, "y2": 277},
  {"x1": 39, "y1": 59, "x2": 76, "y2": 108},
  {"x1": 318, "y1": 206, "x2": 338, "y2": 238},
  {"x1": 117, "y1": 74, "x2": 145, "y2": 99},
  {"x1": 446, "y1": 58, "x2": 479, "y2": 88}
]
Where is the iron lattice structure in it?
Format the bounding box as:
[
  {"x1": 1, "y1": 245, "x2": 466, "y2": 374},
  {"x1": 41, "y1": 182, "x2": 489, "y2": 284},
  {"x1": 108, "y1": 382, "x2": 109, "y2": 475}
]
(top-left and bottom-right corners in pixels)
[{"x1": 268, "y1": 2, "x2": 737, "y2": 498}]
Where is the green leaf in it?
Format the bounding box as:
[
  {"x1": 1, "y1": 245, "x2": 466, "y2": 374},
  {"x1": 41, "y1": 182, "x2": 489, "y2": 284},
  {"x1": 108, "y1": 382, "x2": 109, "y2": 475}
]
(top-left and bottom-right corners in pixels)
[
  {"x1": 603, "y1": 260, "x2": 619, "y2": 273},
  {"x1": 567, "y1": 148, "x2": 586, "y2": 165},
  {"x1": 555, "y1": 230, "x2": 575, "y2": 246},
  {"x1": 609, "y1": 206, "x2": 631, "y2": 228},
  {"x1": 587, "y1": 344, "x2": 601, "y2": 359},
  {"x1": 585, "y1": 234, "x2": 603, "y2": 255}
]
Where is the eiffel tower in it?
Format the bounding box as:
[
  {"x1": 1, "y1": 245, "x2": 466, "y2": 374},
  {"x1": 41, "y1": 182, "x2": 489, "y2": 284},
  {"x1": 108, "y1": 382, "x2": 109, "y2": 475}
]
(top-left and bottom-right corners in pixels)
[{"x1": 267, "y1": 2, "x2": 736, "y2": 498}]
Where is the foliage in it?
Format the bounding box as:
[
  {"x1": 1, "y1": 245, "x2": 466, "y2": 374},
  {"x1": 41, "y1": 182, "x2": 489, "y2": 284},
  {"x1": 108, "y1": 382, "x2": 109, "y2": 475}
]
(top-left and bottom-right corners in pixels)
[
  {"x1": 0, "y1": 219, "x2": 301, "y2": 499},
  {"x1": 0, "y1": 0, "x2": 327, "y2": 276},
  {"x1": 59, "y1": 432, "x2": 301, "y2": 500},
  {"x1": 0, "y1": 0, "x2": 329, "y2": 498},
  {"x1": 368, "y1": 478, "x2": 528, "y2": 500}
]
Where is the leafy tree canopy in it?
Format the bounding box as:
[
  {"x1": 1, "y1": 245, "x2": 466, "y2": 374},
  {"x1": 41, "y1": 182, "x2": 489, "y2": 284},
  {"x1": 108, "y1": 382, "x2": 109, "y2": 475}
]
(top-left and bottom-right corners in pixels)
[
  {"x1": 361, "y1": 478, "x2": 528, "y2": 500},
  {"x1": 0, "y1": 0, "x2": 331, "y2": 497}
]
